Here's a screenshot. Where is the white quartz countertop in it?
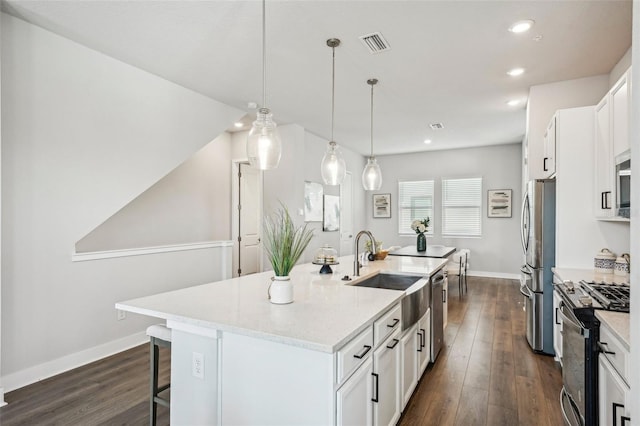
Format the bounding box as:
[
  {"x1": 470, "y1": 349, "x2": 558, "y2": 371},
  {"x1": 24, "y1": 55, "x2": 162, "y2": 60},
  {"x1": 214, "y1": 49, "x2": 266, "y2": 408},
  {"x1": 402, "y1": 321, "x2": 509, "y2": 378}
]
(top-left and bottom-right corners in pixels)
[
  {"x1": 553, "y1": 267, "x2": 630, "y2": 351},
  {"x1": 116, "y1": 255, "x2": 448, "y2": 353}
]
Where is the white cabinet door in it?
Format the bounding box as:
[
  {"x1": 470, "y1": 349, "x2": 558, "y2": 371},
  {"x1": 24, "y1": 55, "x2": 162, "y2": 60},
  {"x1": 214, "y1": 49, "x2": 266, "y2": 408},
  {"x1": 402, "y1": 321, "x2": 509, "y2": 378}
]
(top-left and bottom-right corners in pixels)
[
  {"x1": 417, "y1": 308, "x2": 431, "y2": 376},
  {"x1": 552, "y1": 290, "x2": 563, "y2": 366},
  {"x1": 543, "y1": 116, "x2": 557, "y2": 177},
  {"x1": 599, "y1": 355, "x2": 631, "y2": 426},
  {"x1": 400, "y1": 324, "x2": 418, "y2": 409},
  {"x1": 611, "y1": 70, "x2": 630, "y2": 158},
  {"x1": 373, "y1": 330, "x2": 401, "y2": 426},
  {"x1": 337, "y1": 356, "x2": 373, "y2": 426},
  {"x1": 594, "y1": 95, "x2": 615, "y2": 218}
]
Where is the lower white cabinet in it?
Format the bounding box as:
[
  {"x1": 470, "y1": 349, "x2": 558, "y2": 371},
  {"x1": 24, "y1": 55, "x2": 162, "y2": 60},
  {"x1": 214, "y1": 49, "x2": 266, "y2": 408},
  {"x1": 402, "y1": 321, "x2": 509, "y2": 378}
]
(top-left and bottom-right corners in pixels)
[
  {"x1": 552, "y1": 290, "x2": 563, "y2": 366},
  {"x1": 373, "y1": 329, "x2": 401, "y2": 426},
  {"x1": 598, "y1": 355, "x2": 630, "y2": 426},
  {"x1": 337, "y1": 357, "x2": 373, "y2": 426},
  {"x1": 400, "y1": 324, "x2": 418, "y2": 408},
  {"x1": 417, "y1": 308, "x2": 431, "y2": 376}
]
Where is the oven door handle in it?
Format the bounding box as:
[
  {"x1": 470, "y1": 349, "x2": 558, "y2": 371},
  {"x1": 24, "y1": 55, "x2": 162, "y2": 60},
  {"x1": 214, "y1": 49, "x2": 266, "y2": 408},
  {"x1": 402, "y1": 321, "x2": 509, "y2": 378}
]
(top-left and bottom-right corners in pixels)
[{"x1": 558, "y1": 301, "x2": 589, "y2": 338}]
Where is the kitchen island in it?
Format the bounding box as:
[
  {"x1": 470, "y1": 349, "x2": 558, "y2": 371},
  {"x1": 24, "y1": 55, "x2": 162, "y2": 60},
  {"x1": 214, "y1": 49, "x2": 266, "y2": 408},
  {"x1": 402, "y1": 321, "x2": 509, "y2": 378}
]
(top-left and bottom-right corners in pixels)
[{"x1": 116, "y1": 254, "x2": 448, "y2": 425}]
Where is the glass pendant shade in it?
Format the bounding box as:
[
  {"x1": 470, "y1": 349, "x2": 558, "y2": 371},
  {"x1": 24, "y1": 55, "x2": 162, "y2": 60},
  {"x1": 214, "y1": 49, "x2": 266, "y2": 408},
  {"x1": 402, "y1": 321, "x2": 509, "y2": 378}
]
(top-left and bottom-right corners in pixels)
[
  {"x1": 247, "y1": 108, "x2": 282, "y2": 170},
  {"x1": 362, "y1": 157, "x2": 382, "y2": 190},
  {"x1": 321, "y1": 141, "x2": 347, "y2": 186}
]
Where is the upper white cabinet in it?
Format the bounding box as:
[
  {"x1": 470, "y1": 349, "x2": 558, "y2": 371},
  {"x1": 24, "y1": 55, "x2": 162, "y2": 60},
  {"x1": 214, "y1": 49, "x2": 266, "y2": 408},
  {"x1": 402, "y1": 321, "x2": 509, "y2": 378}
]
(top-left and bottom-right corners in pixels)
[
  {"x1": 594, "y1": 67, "x2": 632, "y2": 220},
  {"x1": 594, "y1": 96, "x2": 615, "y2": 218},
  {"x1": 543, "y1": 116, "x2": 557, "y2": 178},
  {"x1": 611, "y1": 69, "x2": 631, "y2": 158}
]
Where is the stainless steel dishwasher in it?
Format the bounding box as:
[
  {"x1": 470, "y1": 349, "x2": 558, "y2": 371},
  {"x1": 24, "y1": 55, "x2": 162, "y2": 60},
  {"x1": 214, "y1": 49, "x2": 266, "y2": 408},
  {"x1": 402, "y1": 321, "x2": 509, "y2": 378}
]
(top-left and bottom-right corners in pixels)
[{"x1": 430, "y1": 269, "x2": 445, "y2": 361}]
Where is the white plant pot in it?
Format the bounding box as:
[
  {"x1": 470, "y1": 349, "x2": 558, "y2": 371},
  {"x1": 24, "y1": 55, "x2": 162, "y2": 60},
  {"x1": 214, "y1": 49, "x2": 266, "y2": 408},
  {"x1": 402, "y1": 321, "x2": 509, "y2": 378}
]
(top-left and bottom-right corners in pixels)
[{"x1": 269, "y1": 276, "x2": 293, "y2": 304}]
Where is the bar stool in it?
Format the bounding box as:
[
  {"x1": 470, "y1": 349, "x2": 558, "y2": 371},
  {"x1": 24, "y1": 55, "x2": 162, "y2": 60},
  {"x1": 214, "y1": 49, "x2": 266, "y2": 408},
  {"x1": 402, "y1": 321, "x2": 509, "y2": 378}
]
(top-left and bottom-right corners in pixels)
[
  {"x1": 447, "y1": 249, "x2": 470, "y2": 295},
  {"x1": 147, "y1": 324, "x2": 171, "y2": 426}
]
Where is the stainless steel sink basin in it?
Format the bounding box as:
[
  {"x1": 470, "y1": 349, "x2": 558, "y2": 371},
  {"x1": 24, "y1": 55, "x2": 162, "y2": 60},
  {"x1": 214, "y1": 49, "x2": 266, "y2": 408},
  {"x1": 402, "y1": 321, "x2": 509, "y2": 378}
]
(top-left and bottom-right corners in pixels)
[
  {"x1": 354, "y1": 273, "x2": 431, "y2": 330},
  {"x1": 353, "y1": 273, "x2": 421, "y2": 291}
]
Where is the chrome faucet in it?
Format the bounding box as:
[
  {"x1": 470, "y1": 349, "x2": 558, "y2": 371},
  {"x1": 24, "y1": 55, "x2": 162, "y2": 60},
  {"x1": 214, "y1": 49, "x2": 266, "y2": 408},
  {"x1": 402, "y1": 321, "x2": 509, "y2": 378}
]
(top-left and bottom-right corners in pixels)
[{"x1": 354, "y1": 230, "x2": 377, "y2": 277}]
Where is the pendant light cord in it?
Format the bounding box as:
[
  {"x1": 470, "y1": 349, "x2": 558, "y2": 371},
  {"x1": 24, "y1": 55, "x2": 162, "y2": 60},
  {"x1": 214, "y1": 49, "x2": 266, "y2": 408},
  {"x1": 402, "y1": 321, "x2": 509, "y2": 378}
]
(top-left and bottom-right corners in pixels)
[
  {"x1": 331, "y1": 45, "x2": 335, "y2": 142},
  {"x1": 370, "y1": 82, "x2": 374, "y2": 157},
  {"x1": 262, "y1": 0, "x2": 267, "y2": 108}
]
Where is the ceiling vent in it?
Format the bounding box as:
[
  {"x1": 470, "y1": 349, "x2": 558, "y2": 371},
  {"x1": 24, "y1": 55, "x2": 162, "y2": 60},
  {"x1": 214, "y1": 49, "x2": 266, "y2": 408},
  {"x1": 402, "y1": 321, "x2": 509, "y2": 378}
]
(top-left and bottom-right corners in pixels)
[
  {"x1": 359, "y1": 32, "x2": 390, "y2": 54},
  {"x1": 430, "y1": 123, "x2": 444, "y2": 130}
]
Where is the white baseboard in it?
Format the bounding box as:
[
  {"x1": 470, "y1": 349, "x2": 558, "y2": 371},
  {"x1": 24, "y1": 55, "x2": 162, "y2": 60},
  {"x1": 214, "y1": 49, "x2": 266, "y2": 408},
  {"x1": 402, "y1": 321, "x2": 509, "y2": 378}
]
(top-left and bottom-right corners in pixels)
[
  {"x1": 0, "y1": 387, "x2": 6, "y2": 407},
  {"x1": 467, "y1": 270, "x2": 520, "y2": 280},
  {"x1": 1, "y1": 331, "x2": 147, "y2": 394}
]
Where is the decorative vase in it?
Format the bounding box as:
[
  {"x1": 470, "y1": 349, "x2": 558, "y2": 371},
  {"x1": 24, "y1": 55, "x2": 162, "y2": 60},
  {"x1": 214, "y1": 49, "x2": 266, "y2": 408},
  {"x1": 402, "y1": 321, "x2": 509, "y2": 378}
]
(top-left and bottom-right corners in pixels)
[
  {"x1": 268, "y1": 276, "x2": 293, "y2": 304},
  {"x1": 417, "y1": 232, "x2": 426, "y2": 252}
]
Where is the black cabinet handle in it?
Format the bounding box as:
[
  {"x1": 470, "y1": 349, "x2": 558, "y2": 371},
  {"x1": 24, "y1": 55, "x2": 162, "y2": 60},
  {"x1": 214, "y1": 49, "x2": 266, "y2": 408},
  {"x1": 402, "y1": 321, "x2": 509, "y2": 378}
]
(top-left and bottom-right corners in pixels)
[
  {"x1": 598, "y1": 341, "x2": 616, "y2": 355},
  {"x1": 372, "y1": 373, "x2": 379, "y2": 403},
  {"x1": 353, "y1": 345, "x2": 371, "y2": 359},
  {"x1": 420, "y1": 328, "x2": 426, "y2": 349},
  {"x1": 555, "y1": 307, "x2": 561, "y2": 325},
  {"x1": 387, "y1": 338, "x2": 400, "y2": 349},
  {"x1": 417, "y1": 330, "x2": 423, "y2": 352},
  {"x1": 602, "y1": 192, "x2": 606, "y2": 210},
  {"x1": 613, "y1": 402, "x2": 624, "y2": 426},
  {"x1": 443, "y1": 289, "x2": 447, "y2": 303},
  {"x1": 387, "y1": 318, "x2": 400, "y2": 328},
  {"x1": 604, "y1": 191, "x2": 612, "y2": 209},
  {"x1": 543, "y1": 157, "x2": 548, "y2": 171},
  {"x1": 621, "y1": 416, "x2": 630, "y2": 426}
]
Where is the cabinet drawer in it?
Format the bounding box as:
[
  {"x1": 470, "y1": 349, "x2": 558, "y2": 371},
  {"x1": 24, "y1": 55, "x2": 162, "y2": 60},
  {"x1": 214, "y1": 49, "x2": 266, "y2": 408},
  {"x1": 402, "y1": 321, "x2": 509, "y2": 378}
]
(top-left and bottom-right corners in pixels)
[
  {"x1": 374, "y1": 304, "x2": 402, "y2": 347},
  {"x1": 599, "y1": 325, "x2": 629, "y2": 385},
  {"x1": 337, "y1": 326, "x2": 374, "y2": 384}
]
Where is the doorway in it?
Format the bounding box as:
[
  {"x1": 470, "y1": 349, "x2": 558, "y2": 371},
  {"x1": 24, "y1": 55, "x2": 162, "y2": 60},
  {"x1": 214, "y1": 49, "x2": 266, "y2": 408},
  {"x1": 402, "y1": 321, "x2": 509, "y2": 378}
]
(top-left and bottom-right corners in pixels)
[
  {"x1": 339, "y1": 172, "x2": 354, "y2": 256},
  {"x1": 232, "y1": 162, "x2": 262, "y2": 277}
]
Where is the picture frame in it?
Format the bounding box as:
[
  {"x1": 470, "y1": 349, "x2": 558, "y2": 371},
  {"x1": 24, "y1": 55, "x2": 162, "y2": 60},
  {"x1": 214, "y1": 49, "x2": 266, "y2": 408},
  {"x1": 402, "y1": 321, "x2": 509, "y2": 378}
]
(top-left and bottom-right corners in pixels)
[
  {"x1": 487, "y1": 189, "x2": 512, "y2": 218},
  {"x1": 323, "y1": 195, "x2": 340, "y2": 232},
  {"x1": 373, "y1": 193, "x2": 391, "y2": 218},
  {"x1": 304, "y1": 181, "x2": 324, "y2": 222}
]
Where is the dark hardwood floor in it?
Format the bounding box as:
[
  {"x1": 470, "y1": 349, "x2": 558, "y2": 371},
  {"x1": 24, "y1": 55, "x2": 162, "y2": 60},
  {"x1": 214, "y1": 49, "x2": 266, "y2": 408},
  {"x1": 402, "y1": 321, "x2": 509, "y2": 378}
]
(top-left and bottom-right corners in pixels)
[{"x1": 0, "y1": 276, "x2": 562, "y2": 425}]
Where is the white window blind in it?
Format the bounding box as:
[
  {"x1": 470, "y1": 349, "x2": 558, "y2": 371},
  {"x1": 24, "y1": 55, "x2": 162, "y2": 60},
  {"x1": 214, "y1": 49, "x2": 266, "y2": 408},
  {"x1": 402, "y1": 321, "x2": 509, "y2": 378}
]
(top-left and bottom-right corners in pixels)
[
  {"x1": 398, "y1": 180, "x2": 434, "y2": 234},
  {"x1": 442, "y1": 177, "x2": 482, "y2": 236}
]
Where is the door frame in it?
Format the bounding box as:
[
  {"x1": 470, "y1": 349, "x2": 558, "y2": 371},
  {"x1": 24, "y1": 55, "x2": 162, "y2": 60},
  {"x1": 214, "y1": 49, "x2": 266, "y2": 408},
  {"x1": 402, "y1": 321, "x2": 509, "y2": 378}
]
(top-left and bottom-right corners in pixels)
[{"x1": 231, "y1": 159, "x2": 264, "y2": 277}]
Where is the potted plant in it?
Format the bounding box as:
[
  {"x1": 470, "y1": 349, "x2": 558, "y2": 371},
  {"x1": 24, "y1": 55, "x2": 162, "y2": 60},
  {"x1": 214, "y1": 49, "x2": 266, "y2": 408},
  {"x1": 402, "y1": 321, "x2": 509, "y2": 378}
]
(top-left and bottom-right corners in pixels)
[
  {"x1": 411, "y1": 218, "x2": 430, "y2": 252},
  {"x1": 263, "y1": 204, "x2": 314, "y2": 304}
]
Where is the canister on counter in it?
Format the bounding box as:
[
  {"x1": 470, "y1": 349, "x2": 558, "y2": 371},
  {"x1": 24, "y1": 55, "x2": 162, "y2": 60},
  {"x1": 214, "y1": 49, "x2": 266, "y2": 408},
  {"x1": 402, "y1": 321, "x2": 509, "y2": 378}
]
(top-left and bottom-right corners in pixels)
[
  {"x1": 614, "y1": 253, "x2": 630, "y2": 279},
  {"x1": 594, "y1": 248, "x2": 616, "y2": 274}
]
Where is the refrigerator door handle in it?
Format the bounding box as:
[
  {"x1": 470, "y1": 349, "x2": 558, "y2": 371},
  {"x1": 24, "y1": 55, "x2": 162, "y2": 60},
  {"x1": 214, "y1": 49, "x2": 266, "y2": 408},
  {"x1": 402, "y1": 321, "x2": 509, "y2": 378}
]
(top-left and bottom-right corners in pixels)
[
  {"x1": 520, "y1": 193, "x2": 530, "y2": 254},
  {"x1": 519, "y1": 283, "x2": 533, "y2": 299}
]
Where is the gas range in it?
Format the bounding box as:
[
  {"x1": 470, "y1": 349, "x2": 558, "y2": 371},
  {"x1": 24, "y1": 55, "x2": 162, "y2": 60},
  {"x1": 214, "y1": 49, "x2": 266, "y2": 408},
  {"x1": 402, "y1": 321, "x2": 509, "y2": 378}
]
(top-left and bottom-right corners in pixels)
[{"x1": 556, "y1": 280, "x2": 630, "y2": 312}]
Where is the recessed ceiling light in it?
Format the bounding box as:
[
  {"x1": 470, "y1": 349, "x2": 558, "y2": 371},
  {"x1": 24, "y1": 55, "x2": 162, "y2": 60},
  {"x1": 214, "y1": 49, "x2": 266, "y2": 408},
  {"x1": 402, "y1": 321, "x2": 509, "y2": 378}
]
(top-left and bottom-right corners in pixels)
[
  {"x1": 507, "y1": 68, "x2": 525, "y2": 77},
  {"x1": 429, "y1": 123, "x2": 444, "y2": 130},
  {"x1": 424, "y1": 139, "x2": 432, "y2": 144},
  {"x1": 509, "y1": 20, "x2": 535, "y2": 33},
  {"x1": 234, "y1": 122, "x2": 244, "y2": 128},
  {"x1": 507, "y1": 99, "x2": 522, "y2": 107}
]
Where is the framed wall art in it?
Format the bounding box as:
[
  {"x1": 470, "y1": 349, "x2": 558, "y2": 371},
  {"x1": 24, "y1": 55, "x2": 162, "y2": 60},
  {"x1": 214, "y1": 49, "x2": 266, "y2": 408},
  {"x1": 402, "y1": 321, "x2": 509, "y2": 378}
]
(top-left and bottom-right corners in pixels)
[
  {"x1": 373, "y1": 193, "x2": 391, "y2": 218},
  {"x1": 304, "y1": 181, "x2": 323, "y2": 222},
  {"x1": 487, "y1": 189, "x2": 512, "y2": 218},
  {"x1": 323, "y1": 195, "x2": 340, "y2": 231}
]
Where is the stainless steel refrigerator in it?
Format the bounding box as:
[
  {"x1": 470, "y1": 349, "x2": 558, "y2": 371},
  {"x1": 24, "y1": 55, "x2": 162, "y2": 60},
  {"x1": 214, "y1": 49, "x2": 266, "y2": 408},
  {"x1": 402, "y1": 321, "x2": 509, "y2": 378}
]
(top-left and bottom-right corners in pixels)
[{"x1": 519, "y1": 179, "x2": 556, "y2": 355}]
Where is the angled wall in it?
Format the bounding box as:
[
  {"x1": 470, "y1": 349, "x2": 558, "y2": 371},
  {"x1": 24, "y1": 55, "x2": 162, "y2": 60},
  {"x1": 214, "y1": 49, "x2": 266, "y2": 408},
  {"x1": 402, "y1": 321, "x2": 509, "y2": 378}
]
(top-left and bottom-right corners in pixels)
[{"x1": 1, "y1": 12, "x2": 242, "y2": 386}]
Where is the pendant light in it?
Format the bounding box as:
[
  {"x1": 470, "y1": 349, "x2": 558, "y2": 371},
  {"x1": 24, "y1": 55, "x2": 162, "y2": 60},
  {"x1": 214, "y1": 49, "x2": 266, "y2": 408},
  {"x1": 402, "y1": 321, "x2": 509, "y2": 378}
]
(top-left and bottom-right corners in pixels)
[
  {"x1": 246, "y1": 0, "x2": 282, "y2": 170},
  {"x1": 320, "y1": 38, "x2": 347, "y2": 186},
  {"x1": 362, "y1": 78, "x2": 382, "y2": 191}
]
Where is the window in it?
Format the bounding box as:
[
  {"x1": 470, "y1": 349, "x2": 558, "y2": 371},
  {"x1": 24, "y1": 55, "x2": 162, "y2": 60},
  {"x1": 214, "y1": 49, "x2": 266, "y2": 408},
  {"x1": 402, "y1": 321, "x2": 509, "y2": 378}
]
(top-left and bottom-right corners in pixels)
[
  {"x1": 398, "y1": 180, "x2": 434, "y2": 234},
  {"x1": 442, "y1": 177, "x2": 482, "y2": 236}
]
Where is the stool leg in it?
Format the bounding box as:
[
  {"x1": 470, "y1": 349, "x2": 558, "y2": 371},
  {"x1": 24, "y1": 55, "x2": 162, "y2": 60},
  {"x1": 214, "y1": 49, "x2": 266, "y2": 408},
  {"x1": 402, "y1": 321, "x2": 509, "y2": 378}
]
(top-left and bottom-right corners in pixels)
[{"x1": 150, "y1": 340, "x2": 159, "y2": 426}]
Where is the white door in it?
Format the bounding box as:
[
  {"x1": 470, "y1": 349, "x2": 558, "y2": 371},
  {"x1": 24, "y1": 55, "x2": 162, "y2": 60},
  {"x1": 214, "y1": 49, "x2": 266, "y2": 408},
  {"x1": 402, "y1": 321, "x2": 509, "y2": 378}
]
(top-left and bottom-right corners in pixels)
[
  {"x1": 400, "y1": 325, "x2": 418, "y2": 409},
  {"x1": 373, "y1": 330, "x2": 401, "y2": 426},
  {"x1": 417, "y1": 308, "x2": 431, "y2": 376},
  {"x1": 239, "y1": 163, "x2": 261, "y2": 276},
  {"x1": 340, "y1": 172, "x2": 354, "y2": 256}
]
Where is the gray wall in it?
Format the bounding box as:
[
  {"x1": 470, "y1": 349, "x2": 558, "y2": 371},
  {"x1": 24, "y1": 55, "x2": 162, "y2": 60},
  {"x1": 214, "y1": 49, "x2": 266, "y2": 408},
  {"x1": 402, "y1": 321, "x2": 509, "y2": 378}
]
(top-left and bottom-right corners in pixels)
[
  {"x1": 365, "y1": 143, "x2": 523, "y2": 276},
  {"x1": 76, "y1": 133, "x2": 232, "y2": 252},
  {"x1": 1, "y1": 13, "x2": 242, "y2": 384}
]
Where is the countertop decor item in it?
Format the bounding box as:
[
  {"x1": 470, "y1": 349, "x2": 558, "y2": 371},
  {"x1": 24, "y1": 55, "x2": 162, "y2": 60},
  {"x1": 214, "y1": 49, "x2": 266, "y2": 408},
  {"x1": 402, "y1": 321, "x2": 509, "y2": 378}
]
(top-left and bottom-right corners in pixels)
[
  {"x1": 312, "y1": 244, "x2": 339, "y2": 274},
  {"x1": 594, "y1": 248, "x2": 616, "y2": 274},
  {"x1": 320, "y1": 38, "x2": 347, "y2": 186},
  {"x1": 362, "y1": 78, "x2": 382, "y2": 191},
  {"x1": 614, "y1": 253, "x2": 630, "y2": 278},
  {"x1": 264, "y1": 205, "x2": 314, "y2": 304},
  {"x1": 246, "y1": 0, "x2": 281, "y2": 170},
  {"x1": 411, "y1": 218, "x2": 430, "y2": 252}
]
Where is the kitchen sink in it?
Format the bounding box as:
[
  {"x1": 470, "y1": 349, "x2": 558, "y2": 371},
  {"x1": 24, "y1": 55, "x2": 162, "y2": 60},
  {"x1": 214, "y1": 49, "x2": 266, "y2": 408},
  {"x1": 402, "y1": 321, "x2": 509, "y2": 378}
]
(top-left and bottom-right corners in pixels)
[
  {"x1": 353, "y1": 272, "x2": 422, "y2": 291},
  {"x1": 354, "y1": 272, "x2": 431, "y2": 331}
]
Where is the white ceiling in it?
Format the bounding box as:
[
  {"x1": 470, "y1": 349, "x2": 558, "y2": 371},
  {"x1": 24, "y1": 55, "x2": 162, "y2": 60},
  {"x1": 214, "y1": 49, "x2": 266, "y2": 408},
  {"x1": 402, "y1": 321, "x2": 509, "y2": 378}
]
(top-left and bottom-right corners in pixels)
[{"x1": 1, "y1": 0, "x2": 633, "y2": 156}]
